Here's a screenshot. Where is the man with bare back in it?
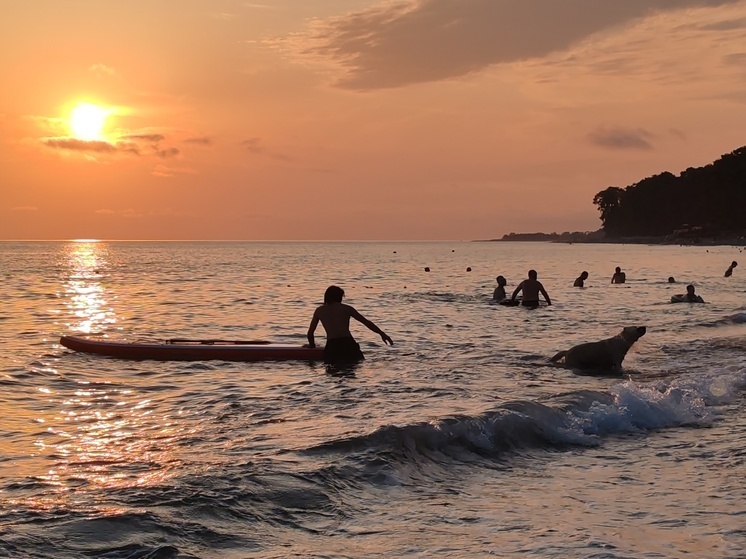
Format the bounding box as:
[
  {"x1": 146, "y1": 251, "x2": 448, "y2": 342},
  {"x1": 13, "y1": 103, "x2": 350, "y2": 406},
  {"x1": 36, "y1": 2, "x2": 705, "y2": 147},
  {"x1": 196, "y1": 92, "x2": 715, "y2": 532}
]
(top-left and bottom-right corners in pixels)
[
  {"x1": 307, "y1": 285, "x2": 393, "y2": 363},
  {"x1": 510, "y1": 269, "x2": 552, "y2": 308}
]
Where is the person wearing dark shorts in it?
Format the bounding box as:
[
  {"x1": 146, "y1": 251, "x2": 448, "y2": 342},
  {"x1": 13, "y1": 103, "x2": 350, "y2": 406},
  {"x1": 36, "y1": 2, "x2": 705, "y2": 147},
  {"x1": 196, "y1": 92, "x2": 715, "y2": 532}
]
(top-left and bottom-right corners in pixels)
[
  {"x1": 307, "y1": 285, "x2": 393, "y2": 364},
  {"x1": 510, "y1": 270, "x2": 552, "y2": 308},
  {"x1": 323, "y1": 336, "x2": 365, "y2": 363}
]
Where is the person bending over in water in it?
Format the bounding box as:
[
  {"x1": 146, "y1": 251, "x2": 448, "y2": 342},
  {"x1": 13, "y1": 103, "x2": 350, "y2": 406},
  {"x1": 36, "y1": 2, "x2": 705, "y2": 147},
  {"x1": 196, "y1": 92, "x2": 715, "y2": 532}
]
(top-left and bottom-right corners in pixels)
[
  {"x1": 724, "y1": 261, "x2": 738, "y2": 277},
  {"x1": 611, "y1": 266, "x2": 626, "y2": 284},
  {"x1": 510, "y1": 270, "x2": 552, "y2": 308},
  {"x1": 307, "y1": 285, "x2": 393, "y2": 363},
  {"x1": 573, "y1": 271, "x2": 589, "y2": 287},
  {"x1": 493, "y1": 275, "x2": 507, "y2": 301}
]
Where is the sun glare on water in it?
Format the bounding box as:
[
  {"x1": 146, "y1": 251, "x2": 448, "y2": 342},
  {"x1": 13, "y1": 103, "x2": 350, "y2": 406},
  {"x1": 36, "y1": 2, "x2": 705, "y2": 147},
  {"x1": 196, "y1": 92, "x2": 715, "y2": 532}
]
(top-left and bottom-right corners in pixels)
[{"x1": 69, "y1": 103, "x2": 109, "y2": 141}]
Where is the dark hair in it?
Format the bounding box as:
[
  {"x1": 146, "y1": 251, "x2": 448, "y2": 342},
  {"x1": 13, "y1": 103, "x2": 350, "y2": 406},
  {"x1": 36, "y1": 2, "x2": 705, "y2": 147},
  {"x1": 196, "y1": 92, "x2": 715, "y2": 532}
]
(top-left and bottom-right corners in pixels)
[
  {"x1": 324, "y1": 285, "x2": 344, "y2": 304},
  {"x1": 528, "y1": 269, "x2": 537, "y2": 279},
  {"x1": 581, "y1": 271, "x2": 588, "y2": 278},
  {"x1": 686, "y1": 284, "x2": 695, "y2": 292},
  {"x1": 615, "y1": 267, "x2": 621, "y2": 273},
  {"x1": 668, "y1": 276, "x2": 675, "y2": 283},
  {"x1": 496, "y1": 275, "x2": 506, "y2": 286}
]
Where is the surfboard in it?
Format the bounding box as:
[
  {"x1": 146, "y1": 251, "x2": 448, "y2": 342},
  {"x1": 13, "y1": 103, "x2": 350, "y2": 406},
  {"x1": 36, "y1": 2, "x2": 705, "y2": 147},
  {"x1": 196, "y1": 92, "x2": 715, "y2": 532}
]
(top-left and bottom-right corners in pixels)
[{"x1": 59, "y1": 335, "x2": 325, "y2": 362}]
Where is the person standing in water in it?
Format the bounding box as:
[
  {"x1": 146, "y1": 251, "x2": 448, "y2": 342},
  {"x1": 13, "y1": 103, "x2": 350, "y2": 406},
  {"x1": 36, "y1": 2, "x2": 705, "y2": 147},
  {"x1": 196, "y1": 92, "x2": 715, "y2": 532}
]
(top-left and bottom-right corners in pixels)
[
  {"x1": 510, "y1": 270, "x2": 552, "y2": 308},
  {"x1": 493, "y1": 275, "x2": 507, "y2": 302},
  {"x1": 573, "y1": 271, "x2": 589, "y2": 287},
  {"x1": 611, "y1": 266, "x2": 626, "y2": 284},
  {"x1": 307, "y1": 285, "x2": 393, "y2": 363}
]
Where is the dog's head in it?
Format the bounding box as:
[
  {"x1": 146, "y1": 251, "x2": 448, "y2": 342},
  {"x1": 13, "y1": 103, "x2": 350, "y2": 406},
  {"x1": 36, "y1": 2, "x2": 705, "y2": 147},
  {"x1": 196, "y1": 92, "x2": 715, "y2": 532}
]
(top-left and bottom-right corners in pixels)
[{"x1": 620, "y1": 326, "x2": 646, "y2": 344}]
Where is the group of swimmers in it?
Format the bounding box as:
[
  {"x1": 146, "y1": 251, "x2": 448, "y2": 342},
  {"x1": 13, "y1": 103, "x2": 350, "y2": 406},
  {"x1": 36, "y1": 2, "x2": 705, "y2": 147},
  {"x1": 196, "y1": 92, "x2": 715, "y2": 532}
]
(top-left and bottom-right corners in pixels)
[
  {"x1": 493, "y1": 260, "x2": 739, "y2": 307},
  {"x1": 307, "y1": 260, "x2": 738, "y2": 365}
]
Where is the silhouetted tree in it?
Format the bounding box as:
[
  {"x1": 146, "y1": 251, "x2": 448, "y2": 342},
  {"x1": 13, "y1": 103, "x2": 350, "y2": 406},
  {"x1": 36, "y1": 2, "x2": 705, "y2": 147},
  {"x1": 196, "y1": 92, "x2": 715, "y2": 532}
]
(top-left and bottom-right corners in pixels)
[{"x1": 593, "y1": 147, "x2": 746, "y2": 237}]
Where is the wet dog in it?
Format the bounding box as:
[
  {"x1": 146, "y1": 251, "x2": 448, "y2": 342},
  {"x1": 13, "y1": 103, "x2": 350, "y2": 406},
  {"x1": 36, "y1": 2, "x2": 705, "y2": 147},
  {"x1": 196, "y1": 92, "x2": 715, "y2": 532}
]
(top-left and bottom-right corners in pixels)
[{"x1": 550, "y1": 326, "x2": 646, "y2": 371}]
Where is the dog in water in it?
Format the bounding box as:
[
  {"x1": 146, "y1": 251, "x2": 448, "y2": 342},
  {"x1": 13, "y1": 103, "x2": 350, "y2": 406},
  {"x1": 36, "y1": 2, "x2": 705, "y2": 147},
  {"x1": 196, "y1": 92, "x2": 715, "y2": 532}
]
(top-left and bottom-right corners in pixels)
[{"x1": 550, "y1": 326, "x2": 646, "y2": 371}]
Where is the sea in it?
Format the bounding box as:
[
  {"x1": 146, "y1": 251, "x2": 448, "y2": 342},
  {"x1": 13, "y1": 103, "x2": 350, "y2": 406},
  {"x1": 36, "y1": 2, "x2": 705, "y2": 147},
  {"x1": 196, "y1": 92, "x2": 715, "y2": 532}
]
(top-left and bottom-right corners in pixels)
[{"x1": 0, "y1": 240, "x2": 744, "y2": 559}]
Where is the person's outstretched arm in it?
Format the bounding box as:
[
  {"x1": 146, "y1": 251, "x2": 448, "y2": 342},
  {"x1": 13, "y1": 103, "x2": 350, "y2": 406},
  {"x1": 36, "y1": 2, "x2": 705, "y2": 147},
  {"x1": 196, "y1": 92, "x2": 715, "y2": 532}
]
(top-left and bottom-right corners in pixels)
[
  {"x1": 350, "y1": 308, "x2": 393, "y2": 345},
  {"x1": 306, "y1": 312, "x2": 320, "y2": 348},
  {"x1": 510, "y1": 282, "x2": 523, "y2": 301}
]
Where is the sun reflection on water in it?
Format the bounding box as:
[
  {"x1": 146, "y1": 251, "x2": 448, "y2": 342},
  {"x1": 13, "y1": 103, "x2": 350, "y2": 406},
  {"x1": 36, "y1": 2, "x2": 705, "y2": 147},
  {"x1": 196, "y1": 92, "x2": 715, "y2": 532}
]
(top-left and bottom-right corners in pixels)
[
  {"x1": 15, "y1": 383, "x2": 189, "y2": 514},
  {"x1": 63, "y1": 241, "x2": 117, "y2": 334}
]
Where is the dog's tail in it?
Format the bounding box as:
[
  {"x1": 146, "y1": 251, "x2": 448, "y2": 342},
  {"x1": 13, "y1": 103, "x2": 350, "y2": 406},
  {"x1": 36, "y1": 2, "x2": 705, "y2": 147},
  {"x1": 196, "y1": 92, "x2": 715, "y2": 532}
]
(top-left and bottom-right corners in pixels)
[{"x1": 550, "y1": 350, "x2": 567, "y2": 363}]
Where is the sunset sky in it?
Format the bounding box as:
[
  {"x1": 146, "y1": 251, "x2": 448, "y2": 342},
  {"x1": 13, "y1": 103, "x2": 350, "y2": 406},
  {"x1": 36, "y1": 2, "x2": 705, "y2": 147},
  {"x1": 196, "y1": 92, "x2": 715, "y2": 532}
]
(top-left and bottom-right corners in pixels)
[{"x1": 2, "y1": 0, "x2": 745, "y2": 240}]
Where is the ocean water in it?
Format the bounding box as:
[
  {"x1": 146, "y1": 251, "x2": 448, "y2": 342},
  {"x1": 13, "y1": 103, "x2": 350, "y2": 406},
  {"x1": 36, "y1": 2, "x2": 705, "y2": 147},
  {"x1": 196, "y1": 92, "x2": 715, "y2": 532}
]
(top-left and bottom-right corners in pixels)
[{"x1": 0, "y1": 240, "x2": 744, "y2": 559}]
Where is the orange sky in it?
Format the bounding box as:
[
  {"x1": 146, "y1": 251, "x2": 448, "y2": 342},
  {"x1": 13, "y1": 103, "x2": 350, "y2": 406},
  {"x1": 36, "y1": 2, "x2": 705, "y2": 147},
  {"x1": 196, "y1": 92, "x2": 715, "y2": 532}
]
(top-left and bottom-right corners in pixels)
[{"x1": 1, "y1": 0, "x2": 745, "y2": 240}]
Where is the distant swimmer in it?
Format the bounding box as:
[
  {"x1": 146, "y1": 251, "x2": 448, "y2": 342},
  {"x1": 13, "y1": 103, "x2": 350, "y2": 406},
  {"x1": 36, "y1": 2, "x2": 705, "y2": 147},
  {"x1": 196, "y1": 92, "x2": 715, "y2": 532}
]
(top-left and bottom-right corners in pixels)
[
  {"x1": 510, "y1": 269, "x2": 552, "y2": 308},
  {"x1": 724, "y1": 261, "x2": 738, "y2": 277},
  {"x1": 671, "y1": 284, "x2": 704, "y2": 304},
  {"x1": 306, "y1": 285, "x2": 393, "y2": 364},
  {"x1": 611, "y1": 266, "x2": 626, "y2": 284},
  {"x1": 493, "y1": 275, "x2": 507, "y2": 302},
  {"x1": 573, "y1": 271, "x2": 589, "y2": 287},
  {"x1": 668, "y1": 276, "x2": 676, "y2": 283}
]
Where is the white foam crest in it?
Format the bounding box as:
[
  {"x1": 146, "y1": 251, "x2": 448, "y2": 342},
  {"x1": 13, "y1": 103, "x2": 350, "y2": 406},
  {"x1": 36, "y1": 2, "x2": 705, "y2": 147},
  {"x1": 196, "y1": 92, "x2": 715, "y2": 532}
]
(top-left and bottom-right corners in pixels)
[{"x1": 555, "y1": 365, "x2": 746, "y2": 444}]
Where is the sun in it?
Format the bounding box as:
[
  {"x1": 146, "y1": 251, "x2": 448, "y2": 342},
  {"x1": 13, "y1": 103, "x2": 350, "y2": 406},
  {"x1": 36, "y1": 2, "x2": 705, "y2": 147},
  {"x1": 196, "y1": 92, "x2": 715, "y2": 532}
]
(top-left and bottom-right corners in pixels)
[{"x1": 69, "y1": 103, "x2": 109, "y2": 141}]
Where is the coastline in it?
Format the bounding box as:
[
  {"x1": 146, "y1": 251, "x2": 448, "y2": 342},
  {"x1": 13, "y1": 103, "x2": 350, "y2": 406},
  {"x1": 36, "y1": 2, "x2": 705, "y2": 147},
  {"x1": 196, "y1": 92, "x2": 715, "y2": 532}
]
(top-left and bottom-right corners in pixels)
[{"x1": 477, "y1": 233, "x2": 746, "y2": 247}]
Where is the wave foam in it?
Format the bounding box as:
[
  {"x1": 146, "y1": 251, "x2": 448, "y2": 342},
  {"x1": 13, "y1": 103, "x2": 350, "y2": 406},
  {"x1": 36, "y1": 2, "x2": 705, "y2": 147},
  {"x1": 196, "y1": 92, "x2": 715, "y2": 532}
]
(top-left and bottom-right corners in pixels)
[{"x1": 307, "y1": 367, "x2": 746, "y2": 462}]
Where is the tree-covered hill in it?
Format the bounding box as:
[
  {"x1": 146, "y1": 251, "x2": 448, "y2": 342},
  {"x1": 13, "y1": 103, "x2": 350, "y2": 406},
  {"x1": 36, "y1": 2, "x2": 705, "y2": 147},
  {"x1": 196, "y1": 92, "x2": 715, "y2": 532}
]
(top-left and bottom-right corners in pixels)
[{"x1": 593, "y1": 146, "x2": 746, "y2": 238}]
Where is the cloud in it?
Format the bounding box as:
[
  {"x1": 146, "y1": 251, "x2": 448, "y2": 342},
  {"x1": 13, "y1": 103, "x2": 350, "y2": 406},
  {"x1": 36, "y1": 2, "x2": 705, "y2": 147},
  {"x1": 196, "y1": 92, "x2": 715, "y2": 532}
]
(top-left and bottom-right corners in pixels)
[
  {"x1": 724, "y1": 52, "x2": 746, "y2": 65},
  {"x1": 42, "y1": 131, "x2": 180, "y2": 159},
  {"x1": 121, "y1": 133, "x2": 166, "y2": 142},
  {"x1": 298, "y1": 0, "x2": 740, "y2": 89},
  {"x1": 694, "y1": 15, "x2": 746, "y2": 29},
  {"x1": 184, "y1": 136, "x2": 212, "y2": 145},
  {"x1": 42, "y1": 138, "x2": 118, "y2": 153},
  {"x1": 241, "y1": 137, "x2": 265, "y2": 154},
  {"x1": 152, "y1": 164, "x2": 197, "y2": 177},
  {"x1": 89, "y1": 63, "x2": 117, "y2": 78},
  {"x1": 13, "y1": 206, "x2": 38, "y2": 211},
  {"x1": 241, "y1": 137, "x2": 294, "y2": 161},
  {"x1": 155, "y1": 147, "x2": 180, "y2": 158},
  {"x1": 587, "y1": 126, "x2": 654, "y2": 150}
]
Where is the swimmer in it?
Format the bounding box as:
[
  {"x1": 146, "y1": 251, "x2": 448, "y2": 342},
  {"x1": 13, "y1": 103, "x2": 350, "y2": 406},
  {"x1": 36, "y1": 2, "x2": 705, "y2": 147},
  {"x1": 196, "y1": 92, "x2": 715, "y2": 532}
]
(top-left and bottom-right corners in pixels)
[{"x1": 510, "y1": 269, "x2": 552, "y2": 308}]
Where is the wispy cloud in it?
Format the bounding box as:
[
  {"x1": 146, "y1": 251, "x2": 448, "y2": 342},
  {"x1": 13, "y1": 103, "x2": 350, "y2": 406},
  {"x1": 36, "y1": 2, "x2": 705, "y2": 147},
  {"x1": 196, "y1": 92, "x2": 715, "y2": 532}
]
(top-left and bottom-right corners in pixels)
[
  {"x1": 693, "y1": 15, "x2": 746, "y2": 29},
  {"x1": 184, "y1": 136, "x2": 212, "y2": 145},
  {"x1": 587, "y1": 125, "x2": 654, "y2": 150},
  {"x1": 241, "y1": 137, "x2": 293, "y2": 161},
  {"x1": 12, "y1": 206, "x2": 38, "y2": 212},
  {"x1": 42, "y1": 138, "x2": 119, "y2": 153},
  {"x1": 41, "y1": 131, "x2": 180, "y2": 159},
  {"x1": 295, "y1": 0, "x2": 740, "y2": 89},
  {"x1": 121, "y1": 133, "x2": 166, "y2": 142},
  {"x1": 89, "y1": 63, "x2": 117, "y2": 78},
  {"x1": 152, "y1": 164, "x2": 197, "y2": 177}
]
